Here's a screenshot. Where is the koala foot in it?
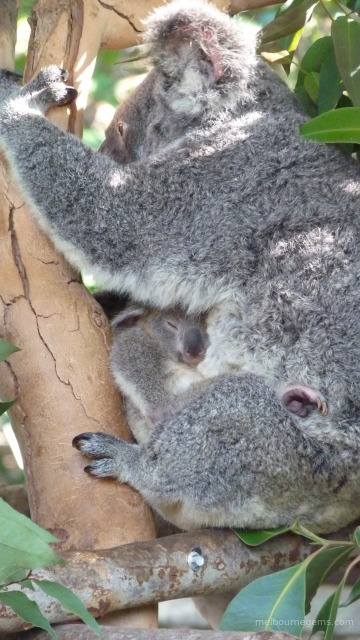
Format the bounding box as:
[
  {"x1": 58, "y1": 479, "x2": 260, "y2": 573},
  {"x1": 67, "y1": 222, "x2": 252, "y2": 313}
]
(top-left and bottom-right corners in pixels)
[
  {"x1": 72, "y1": 431, "x2": 138, "y2": 481},
  {"x1": 26, "y1": 65, "x2": 78, "y2": 111},
  {"x1": 282, "y1": 385, "x2": 328, "y2": 418}
]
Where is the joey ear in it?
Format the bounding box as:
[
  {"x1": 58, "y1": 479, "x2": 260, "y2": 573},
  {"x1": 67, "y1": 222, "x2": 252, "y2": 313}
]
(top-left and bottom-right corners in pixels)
[
  {"x1": 111, "y1": 305, "x2": 147, "y2": 329},
  {"x1": 93, "y1": 290, "x2": 130, "y2": 321}
]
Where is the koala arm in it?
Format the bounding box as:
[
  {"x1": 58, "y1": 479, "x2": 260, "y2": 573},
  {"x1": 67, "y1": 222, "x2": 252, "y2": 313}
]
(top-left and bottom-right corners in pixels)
[{"x1": 0, "y1": 67, "x2": 249, "y2": 313}]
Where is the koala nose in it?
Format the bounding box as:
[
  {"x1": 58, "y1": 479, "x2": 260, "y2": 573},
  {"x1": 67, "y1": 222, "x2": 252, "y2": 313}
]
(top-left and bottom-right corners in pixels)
[{"x1": 183, "y1": 329, "x2": 206, "y2": 365}]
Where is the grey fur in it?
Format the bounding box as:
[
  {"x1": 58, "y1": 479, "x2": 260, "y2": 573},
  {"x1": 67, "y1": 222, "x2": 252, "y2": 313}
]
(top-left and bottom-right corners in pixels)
[
  {"x1": 96, "y1": 293, "x2": 208, "y2": 442},
  {"x1": 1, "y1": 0, "x2": 360, "y2": 532}
]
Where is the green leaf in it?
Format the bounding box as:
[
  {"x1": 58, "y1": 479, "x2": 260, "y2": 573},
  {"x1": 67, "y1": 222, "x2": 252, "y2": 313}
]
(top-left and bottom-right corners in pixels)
[
  {"x1": 259, "y1": 0, "x2": 318, "y2": 45},
  {"x1": 318, "y1": 48, "x2": 343, "y2": 114},
  {"x1": 32, "y1": 580, "x2": 102, "y2": 637},
  {"x1": 0, "y1": 591, "x2": 57, "y2": 639},
  {"x1": 300, "y1": 108, "x2": 360, "y2": 143},
  {"x1": 0, "y1": 338, "x2": 20, "y2": 362},
  {"x1": 234, "y1": 525, "x2": 292, "y2": 546},
  {"x1": 295, "y1": 36, "x2": 333, "y2": 91},
  {"x1": 305, "y1": 545, "x2": 352, "y2": 612},
  {"x1": 0, "y1": 399, "x2": 16, "y2": 417},
  {"x1": 289, "y1": 521, "x2": 325, "y2": 544},
  {"x1": 340, "y1": 576, "x2": 360, "y2": 607},
  {"x1": 332, "y1": 17, "x2": 360, "y2": 107},
  {"x1": 310, "y1": 578, "x2": 346, "y2": 640},
  {"x1": 296, "y1": 85, "x2": 318, "y2": 117},
  {"x1": 354, "y1": 526, "x2": 360, "y2": 548},
  {"x1": 304, "y1": 71, "x2": 320, "y2": 104},
  {"x1": 219, "y1": 562, "x2": 306, "y2": 636},
  {"x1": 0, "y1": 499, "x2": 64, "y2": 583}
]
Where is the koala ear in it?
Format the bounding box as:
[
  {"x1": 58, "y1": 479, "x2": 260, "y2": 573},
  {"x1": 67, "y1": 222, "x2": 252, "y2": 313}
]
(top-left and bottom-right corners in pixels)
[
  {"x1": 93, "y1": 290, "x2": 130, "y2": 321},
  {"x1": 178, "y1": 23, "x2": 224, "y2": 81},
  {"x1": 111, "y1": 305, "x2": 147, "y2": 329},
  {"x1": 165, "y1": 23, "x2": 224, "y2": 82}
]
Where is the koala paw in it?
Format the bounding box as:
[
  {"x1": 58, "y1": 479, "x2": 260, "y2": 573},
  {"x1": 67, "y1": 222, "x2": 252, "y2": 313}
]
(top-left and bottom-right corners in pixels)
[
  {"x1": 72, "y1": 431, "x2": 128, "y2": 480},
  {"x1": 28, "y1": 65, "x2": 78, "y2": 110}
]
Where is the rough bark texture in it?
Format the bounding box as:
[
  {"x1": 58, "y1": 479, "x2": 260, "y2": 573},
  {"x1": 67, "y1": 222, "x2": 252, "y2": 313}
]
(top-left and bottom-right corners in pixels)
[{"x1": 0, "y1": 0, "x2": 157, "y2": 630}]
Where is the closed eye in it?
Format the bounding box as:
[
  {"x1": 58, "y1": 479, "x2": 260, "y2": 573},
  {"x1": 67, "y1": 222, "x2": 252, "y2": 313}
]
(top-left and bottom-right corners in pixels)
[{"x1": 166, "y1": 320, "x2": 178, "y2": 330}]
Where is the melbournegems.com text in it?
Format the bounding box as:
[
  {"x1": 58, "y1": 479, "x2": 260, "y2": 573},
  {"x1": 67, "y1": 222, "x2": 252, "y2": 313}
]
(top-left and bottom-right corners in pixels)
[{"x1": 255, "y1": 618, "x2": 354, "y2": 628}]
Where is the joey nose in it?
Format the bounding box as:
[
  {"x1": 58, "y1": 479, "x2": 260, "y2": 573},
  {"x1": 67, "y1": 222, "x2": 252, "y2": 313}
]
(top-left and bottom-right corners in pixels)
[{"x1": 183, "y1": 328, "x2": 206, "y2": 365}]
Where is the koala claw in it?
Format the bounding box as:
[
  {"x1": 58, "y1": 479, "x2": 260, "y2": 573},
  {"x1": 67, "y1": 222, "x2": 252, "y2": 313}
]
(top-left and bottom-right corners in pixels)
[
  {"x1": 29, "y1": 65, "x2": 78, "y2": 109},
  {"x1": 72, "y1": 431, "x2": 130, "y2": 480},
  {"x1": 282, "y1": 385, "x2": 328, "y2": 418}
]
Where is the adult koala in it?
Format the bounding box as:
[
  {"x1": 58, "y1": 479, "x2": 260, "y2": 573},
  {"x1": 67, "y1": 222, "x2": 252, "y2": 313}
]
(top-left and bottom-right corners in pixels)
[{"x1": 0, "y1": 0, "x2": 360, "y2": 533}]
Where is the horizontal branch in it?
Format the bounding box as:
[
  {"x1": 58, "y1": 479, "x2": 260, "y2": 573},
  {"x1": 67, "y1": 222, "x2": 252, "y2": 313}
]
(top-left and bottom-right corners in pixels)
[
  {"x1": 13, "y1": 625, "x2": 299, "y2": 640},
  {"x1": 0, "y1": 528, "x2": 313, "y2": 633}
]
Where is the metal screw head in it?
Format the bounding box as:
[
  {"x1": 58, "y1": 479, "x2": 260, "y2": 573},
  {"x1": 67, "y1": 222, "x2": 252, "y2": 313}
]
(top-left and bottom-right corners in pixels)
[{"x1": 188, "y1": 547, "x2": 204, "y2": 572}]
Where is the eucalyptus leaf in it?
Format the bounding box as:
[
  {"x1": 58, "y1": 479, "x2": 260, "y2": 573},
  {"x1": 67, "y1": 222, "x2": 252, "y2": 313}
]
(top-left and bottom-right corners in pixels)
[
  {"x1": 295, "y1": 36, "x2": 333, "y2": 91},
  {"x1": 300, "y1": 108, "x2": 360, "y2": 143},
  {"x1": 0, "y1": 499, "x2": 63, "y2": 583},
  {"x1": 354, "y1": 526, "x2": 360, "y2": 548},
  {"x1": 296, "y1": 85, "x2": 318, "y2": 117},
  {"x1": 303, "y1": 71, "x2": 319, "y2": 104},
  {"x1": 220, "y1": 562, "x2": 306, "y2": 636},
  {"x1": 340, "y1": 576, "x2": 360, "y2": 607},
  {"x1": 32, "y1": 580, "x2": 102, "y2": 637},
  {"x1": 0, "y1": 591, "x2": 57, "y2": 639},
  {"x1": 0, "y1": 399, "x2": 16, "y2": 417},
  {"x1": 234, "y1": 525, "x2": 292, "y2": 546},
  {"x1": 332, "y1": 17, "x2": 360, "y2": 107},
  {"x1": 0, "y1": 338, "x2": 20, "y2": 362},
  {"x1": 259, "y1": 0, "x2": 318, "y2": 45},
  {"x1": 305, "y1": 545, "x2": 352, "y2": 612},
  {"x1": 310, "y1": 578, "x2": 346, "y2": 640},
  {"x1": 318, "y1": 49, "x2": 343, "y2": 114}
]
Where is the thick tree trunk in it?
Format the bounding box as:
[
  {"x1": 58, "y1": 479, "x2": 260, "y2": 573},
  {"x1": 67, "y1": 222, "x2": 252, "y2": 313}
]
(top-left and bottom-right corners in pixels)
[{"x1": 0, "y1": 0, "x2": 156, "y2": 629}]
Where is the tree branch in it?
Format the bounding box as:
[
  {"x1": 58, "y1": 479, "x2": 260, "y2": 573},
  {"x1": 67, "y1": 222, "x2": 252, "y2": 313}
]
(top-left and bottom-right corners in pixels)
[
  {"x1": 5, "y1": 626, "x2": 299, "y2": 640},
  {"x1": 0, "y1": 529, "x2": 317, "y2": 633}
]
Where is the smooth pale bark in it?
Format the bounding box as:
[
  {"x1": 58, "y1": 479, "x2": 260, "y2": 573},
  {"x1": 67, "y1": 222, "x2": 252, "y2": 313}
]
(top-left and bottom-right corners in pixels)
[
  {"x1": 0, "y1": 529, "x2": 315, "y2": 633},
  {"x1": 0, "y1": 0, "x2": 156, "y2": 629}
]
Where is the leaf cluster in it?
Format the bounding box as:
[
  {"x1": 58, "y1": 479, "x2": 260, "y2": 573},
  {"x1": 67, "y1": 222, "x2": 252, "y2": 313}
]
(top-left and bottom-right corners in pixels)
[
  {"x1": 257, "y1": 0, "x2": 360, "y2": 149},
  {"x1": 0, "y1": 498, "x2": 102, "y2": 638},
  {"x1": 220, "y1": 522, "x2": 360, "y2": 639}
]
